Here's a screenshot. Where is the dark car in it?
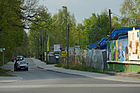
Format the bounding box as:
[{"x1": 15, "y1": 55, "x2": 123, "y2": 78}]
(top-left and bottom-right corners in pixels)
[
  {"x1": 54, "y1": 51, "x2": 61, "y2": 62},
  {"x1": 14, "y1": 60, "x2": 28, "y2": 71}
]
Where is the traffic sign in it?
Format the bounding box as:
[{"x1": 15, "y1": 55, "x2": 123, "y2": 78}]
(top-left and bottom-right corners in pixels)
[{"x1": 61, "y1": 51, "x2": 66, "y2": 58}]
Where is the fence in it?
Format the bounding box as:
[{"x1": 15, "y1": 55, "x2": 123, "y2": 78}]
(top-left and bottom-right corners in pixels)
[
  {"x1": 85, "y1": 49, "x2": 107, "y2": 71},
  {"x1": 68, "y1": 47, "x2": 107, "y2": 71}
]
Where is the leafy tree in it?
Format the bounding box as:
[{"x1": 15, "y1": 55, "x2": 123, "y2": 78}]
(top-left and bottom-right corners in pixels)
[
  {"x1": 51, "y1": 9, "x2": 76, "y2": 48},
  {"x1": 28, "y1": 8, "x2": 52, "y2": 58},
  {"x1": 120, "y1": 0, "x2": 140, "y2": 26},
  {"x1": 112, "y1": 16, "x2": 121, "y2": 29},
  {"x1": 0, "y1": 0, "x2": 45, "y2": 63},
  {"x1": 75, "y1": 24, "x2": 88, "y2": 48},
  {"x1": 83, "y1": 11, "x2": 109, "y2": 44},
  {"x1": 0, "y1": 0, "x2": 25, "y2": 60}
]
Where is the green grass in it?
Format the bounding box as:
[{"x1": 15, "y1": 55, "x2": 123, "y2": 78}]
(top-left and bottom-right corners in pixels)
[
  {"x1": 55, "y1": 64, "x2": 110, "y2": 74},
  {"x1": 0, "y1": 68, "x2": 15, "y2": 77}
]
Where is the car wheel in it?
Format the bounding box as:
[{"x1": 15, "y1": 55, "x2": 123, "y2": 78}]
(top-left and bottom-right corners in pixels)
[
  {"x1": 14, "y1": 67, "x2": 17, "y2": 71},
  {"x1": 14, "y1": 68, "x2": 16, "y2": 71},
  {"x1": 26, "y1": 68, "x2": 28, "y2": 71}
]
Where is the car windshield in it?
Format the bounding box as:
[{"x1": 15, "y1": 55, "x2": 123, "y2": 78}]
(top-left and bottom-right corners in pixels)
[
  {"x1": 17, "y1": 56, "x2": 23, "y2": 58},
  {"x1": 18, "y1": 61, "x2": 26, "y2": 64}
]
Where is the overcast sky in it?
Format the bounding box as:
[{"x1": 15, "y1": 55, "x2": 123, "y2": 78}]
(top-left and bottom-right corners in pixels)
[{"x1": 39, "y1": 0, "x2": 124, "y2": 23}]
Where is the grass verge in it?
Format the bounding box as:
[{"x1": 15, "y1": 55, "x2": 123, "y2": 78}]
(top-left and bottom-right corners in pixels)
[
  {"x1": 55, "y1": 64, "x2": 110, "y2": 75},
  {"x1": 0, "y1": 68, "x2": 15, "y2": 77}
]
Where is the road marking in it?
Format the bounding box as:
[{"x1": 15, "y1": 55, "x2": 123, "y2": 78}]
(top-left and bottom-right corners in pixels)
[
  {"x1": 0, "y1": 84, "x2": 140, "y2": 88},
  {"x1": 0, "y1": 80, "x2": 17, "y2": 83}
]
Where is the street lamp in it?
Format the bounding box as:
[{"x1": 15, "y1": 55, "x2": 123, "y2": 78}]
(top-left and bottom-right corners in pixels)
[
  {"x1": 0, "y1": 48, "x2": 5, "y2": 65},
  {"x1": 62, "y1": 6, "x2": 69, "y2": 68},
  {"x1": 39, "y1": 20, "x2": 48, "y2": 63}
]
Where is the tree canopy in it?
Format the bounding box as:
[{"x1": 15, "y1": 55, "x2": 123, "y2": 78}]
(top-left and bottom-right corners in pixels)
[{"x1": 120, "y1": 0, "x2": 140, "y2": 26}]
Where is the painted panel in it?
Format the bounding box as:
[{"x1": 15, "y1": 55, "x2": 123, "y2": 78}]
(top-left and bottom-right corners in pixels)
[
  {"x1": 107, "y1": 39, "x2": 128, "y2": 61},
  {"x1": 128, "y1": 30, "x2": 140, "y2": 60}
]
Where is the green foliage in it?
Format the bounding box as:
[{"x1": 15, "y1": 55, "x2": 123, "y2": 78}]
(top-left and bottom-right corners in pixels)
[
  {"x1": 51, "y1": 9, "x2": 76, "y2": 47},
  {"x1": 0, "y1": 0, "x2": 25, "y2": 60},
  {"x1": 28, "y1": 8, "x2": 52, "y2": 57},
  {"x1": 120, "y1": 0, "x2": 140, "y2": 26},
  {"x1": 83, "y1": 11, "x2": 109, "y2": 44},
  {"x1": 112, "y1": 16, "x2": 121, "y2": 29}
]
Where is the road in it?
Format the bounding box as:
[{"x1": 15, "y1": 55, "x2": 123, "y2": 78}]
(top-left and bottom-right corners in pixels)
[{"x1": 0, "y1": 58, "x2": 140, "y2": 93}]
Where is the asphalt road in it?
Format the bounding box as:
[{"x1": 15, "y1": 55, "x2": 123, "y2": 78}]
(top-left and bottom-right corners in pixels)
[{"x1": 0, "y1": 58, "x2": 140, "y2": 93}]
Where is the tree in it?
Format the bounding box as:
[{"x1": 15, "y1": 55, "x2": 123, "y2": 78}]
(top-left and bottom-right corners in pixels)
[
  {"x1": 83, "y1": 11, "x2": 109, "y2": 44},
  {"x1": 0, "y1": 0, "x2": 25, "y2": 59},
  {"x1": 112, "y1": 16, "x2": 121, "y2": 29},
  {"x1": 120, "y1": 0, "x2": 140, "y2": 26},
  {"x1": 28, "y1": 8, "x2": 52, "y2": 58},
  {"x1": 51, "y1": 9, "x2": 76, "y2": 48},
  {"x1": 0, "y1": 0, "x2": 46, "y2": 62}
]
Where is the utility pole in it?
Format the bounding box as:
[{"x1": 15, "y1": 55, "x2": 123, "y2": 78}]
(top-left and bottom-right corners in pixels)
[
  {"x1": 2, "y1": 50, "x2": 4, "y2": 65},
  {"x1": 109, "y1": 9, "x2": 112, "y2": 39},
  {"x1": 1, "y1": 48, "x2": 5, "y2": 65},
  {"x1": 45, "y1": 27, "x2": 48, "y2": 63},
  {"x1": 42, "y1": 30, "x2": 44, "y2": 61},
  {"x1": 62, "y1": 6, "x2": 69, "y2": 68},
  {"x1": 67, "y1": 24, "x2": 69, "y2": 68},
  {"x1": 38, "y1": 32, "x2": 40, "y2": 59}
]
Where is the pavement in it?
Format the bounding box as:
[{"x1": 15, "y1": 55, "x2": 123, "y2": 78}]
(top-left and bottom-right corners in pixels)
[
  {"x1": 1, "y1": 58, "x2": 140, "y2": 83},
  {"x1": 0, "y1": 61, "x2": 23, "y2": 83},
  {"x1": 32, "y1": 58, "x2": 140, "y2": 83}
]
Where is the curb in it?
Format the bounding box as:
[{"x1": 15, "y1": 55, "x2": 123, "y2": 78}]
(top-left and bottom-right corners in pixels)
[
  {"x1": 0, "y1": 80, "x2": 17, "y2": 83},
  {"x1": 0, "y1": 77, "x2": 23, "y2": 83},
  {"x1": 37, "y1": 66, "x2": 140, "y2": 83}
]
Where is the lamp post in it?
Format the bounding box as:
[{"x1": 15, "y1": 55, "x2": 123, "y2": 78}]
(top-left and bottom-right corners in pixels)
[
  {"x1": 39, "y1": 20, "x2": 48, "y2": 62},
  {"x1": 62, "y1": 6, "x2": 69, "y2": 68},
  {"x1": 0, "y1": 48, "x2": 5, "y2": 65}
]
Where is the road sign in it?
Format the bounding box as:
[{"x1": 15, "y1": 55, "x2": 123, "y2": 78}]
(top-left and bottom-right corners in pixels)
[{"x1": 62, "y1": 51, "x2": 67, "y2": 58}]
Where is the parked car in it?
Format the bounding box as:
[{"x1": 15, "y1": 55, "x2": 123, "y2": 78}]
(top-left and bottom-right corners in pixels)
[
  {"x1": 54, "y1": 51, "x2": 61, "y2": 62},
  {"x1": 14, "y1": 60, "x2": 28, "y2": 71}
]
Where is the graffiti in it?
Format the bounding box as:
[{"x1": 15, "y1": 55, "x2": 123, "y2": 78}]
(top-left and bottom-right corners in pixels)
[{"x1": 107, "y1": 39, "x2": 128, "y2": 61}]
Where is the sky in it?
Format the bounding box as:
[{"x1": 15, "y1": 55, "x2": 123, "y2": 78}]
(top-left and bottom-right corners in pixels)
[{"x1": 39, "y1": 0, "x2": 125, "y2": 23}]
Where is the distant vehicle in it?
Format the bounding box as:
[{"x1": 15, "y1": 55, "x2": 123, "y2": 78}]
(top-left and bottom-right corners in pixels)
[
  {"x1": 16, "y1": 56, "x2": 24, "y2": 61},
  {"x1": 54, "y1": 51, "x2": 61, "y2": 62},
  {"x1": 14, "y1": 60, "x2": 28, "y2": 71}
]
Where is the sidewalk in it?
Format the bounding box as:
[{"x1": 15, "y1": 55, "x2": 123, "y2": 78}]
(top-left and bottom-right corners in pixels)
[
  {"x1": 32, "y1": 58, "x2": 140, "y2": 83},
  {"x1": 0, "y1": 77, "x2": 22, "y2": 83},
  {"x1": 0, "y1": 61, "x2": 22, "y2": 83}
]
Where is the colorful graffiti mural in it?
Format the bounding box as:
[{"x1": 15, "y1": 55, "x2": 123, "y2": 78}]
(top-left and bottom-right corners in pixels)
[{"x1": 107, "y1": 39, "x2": 128, "y2": 61}]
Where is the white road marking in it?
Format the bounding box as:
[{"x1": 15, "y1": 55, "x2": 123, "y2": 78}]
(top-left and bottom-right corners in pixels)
[{"x1": 0, "y1": 84, "x2": 140, "y2": 88}]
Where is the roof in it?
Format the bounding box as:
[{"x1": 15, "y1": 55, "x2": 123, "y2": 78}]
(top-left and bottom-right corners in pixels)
[
  {"x1": 111, "y1": 27, "x2": 140, "y2": 36},
  {"x1": 87, "y1": 42, "x2": 98, "y2": 50},
  {"x1": 118, "y1": 35, "x2": 128, "y2": 40}
]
